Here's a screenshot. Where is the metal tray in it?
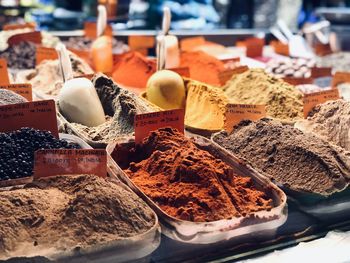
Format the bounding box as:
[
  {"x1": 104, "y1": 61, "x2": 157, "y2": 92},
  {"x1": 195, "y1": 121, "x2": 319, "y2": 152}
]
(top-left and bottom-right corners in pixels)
[
  {"x1": 0, "y1": 175, "x2": 161, "y2": 263},
  {"x1": 106, "y1": 134, "x2": 287, "y2": 244},
  {"x1": 0, "y1": 133, "x2": 92, "y2": 188},
  {"x1": 211, "y1": 131, "x2": 350, "y2": 220}
]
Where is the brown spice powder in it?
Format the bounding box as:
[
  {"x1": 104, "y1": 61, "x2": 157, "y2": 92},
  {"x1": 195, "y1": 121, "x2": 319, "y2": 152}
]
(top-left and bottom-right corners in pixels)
[{"x1": 121, "y1": 127, "x2": 272, "y2": 222}]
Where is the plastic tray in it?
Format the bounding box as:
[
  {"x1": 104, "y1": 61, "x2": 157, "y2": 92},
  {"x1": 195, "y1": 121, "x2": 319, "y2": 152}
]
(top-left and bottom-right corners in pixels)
[
  {"x1": 106, "y1": 134, "x2": 288, "y2": 244},
  {"x1": 211, "y1": 132, "x2": 350, "y2": 220},
  {"x1": 0, "y1": 133, "x2": 92, "y2": 188}
]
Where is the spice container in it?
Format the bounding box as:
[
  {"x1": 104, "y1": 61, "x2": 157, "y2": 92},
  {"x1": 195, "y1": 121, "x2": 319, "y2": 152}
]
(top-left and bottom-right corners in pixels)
[
  {"x1": 212, "y1": 118, "x2": 350, "y2": 220},
  {"x1": 0, "y1": 174, "x2": 161, "y2": 262},
  {"x1": 106, "y1": 133, "x2": 287, "y2": 244},
  {"x1": 0, "y1": 131, "x2": 91, "y2": 188}
]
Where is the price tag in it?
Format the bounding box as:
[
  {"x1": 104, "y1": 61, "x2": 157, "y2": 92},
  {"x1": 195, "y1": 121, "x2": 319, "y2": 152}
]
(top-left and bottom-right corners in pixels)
[
  {"x1": 0, "y1": 59, "x2": 10, "y2": 85},
  {"x1": 7, "y1": 31, "x2": 42, "y2": 46},
  {"x1": 236, "y1": 37, "x2": 264, "y2": 58},
  {"x1": 3, "y1": 22, "x2": 36, "y2": 31},
  {"x1": 314, "y1": 43, "x2": 332, "y2": 56},
  {"x1": 135, "y1": 109, "x2": 185, "y2": 144},
  {"x1": 180, "y1": 37, "x2": 206, "y2": 51},
  {"x1": 303, "y1": 89, "x2": 340, "y2": 118},
  {"x1": 332, "y1": 72, "x2": 350, "y2": 87},
  {"x1": 36, "y1": 46, "x2": 59, "y2": 65},
  {"x1": 68, "y1": 48, "x2": 91, "y2": 65},
  {"x1": 169, "y1": 67, "x2": 190, "y2": 78},
  {"x1": 0, "y1": 100, "x2": 59, "y2": 138},
  {"x1": 218, "y1": 66, "x2": 249, "y2": 85},
  {"x1": 311, "y1": 67, "x2": 332, "y2": 78},
  {"x1": 0, "y1": 83, "x2": 32, "y2": 101},
  {"x1": 225, "y1": 104, "x2": 266, "y2": 132},
  {"x1": 34, "y1": 149, "x2": 107, "y2": 179},
  {"x1": 128, "y1": 36, "x2": 155, "y2": 51},
  {"x1": 84, "y1": 21, "x2": 113, "y2": 39},
  {"x1": 283, "y1": 77, "x2": 314, "y2": 86}
]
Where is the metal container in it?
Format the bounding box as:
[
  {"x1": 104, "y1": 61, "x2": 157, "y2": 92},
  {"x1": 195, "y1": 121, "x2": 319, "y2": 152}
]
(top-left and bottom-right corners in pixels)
[{"x1": 106, "y1": 134, "x2": 287, "y2": 244}]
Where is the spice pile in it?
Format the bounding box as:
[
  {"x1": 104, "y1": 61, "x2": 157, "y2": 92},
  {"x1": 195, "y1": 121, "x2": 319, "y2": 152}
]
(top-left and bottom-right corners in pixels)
[
  {"x1": 295, "y1": 100, "x2": 350, "y2": 151},
  {"x1": 112, "y1": 51, "x2": 156, "y2": 88},
  {"x1": 213, "y1": 119, "x2": 350, "y2": 196},
  {"x1": 67, "y1": 74, "x2": 154, "y2": 144},
  {"x1": 15, "y1": 52, "x2": 93, "y2": 96},
  {"x1": 180, "y1": 51, "x2": 225, "y2": 86},
  {"x1": 223, "y1": 69, "x2": 304, "y2": 122},
  {"x1": 316, "y1": 52, "x2": 350, "y2": 72},
  {"x1": 65, "y1": 36, "x2": 129, "y2": 54},
  {"x1": 0, "y1": 128, "x2": 78, "y2": 180},
  {"x1": 0, "y1": 174, "x2": 155, "y2": 259},
  {"x1": 120, "y1": 127, "x2": 273, "y2": 222},
  {"x1": 0, "y1": 41, "x2": 36, "y2": 69},
  {"x1": 0, "y1": 89, "x2": 27, "y2": 105},
  {"x1": 185, "y1": 79, "x2": 229, "y2": 131},
  {"x1": 265, "y1": 57, "x2": 315, "y2": 78}
]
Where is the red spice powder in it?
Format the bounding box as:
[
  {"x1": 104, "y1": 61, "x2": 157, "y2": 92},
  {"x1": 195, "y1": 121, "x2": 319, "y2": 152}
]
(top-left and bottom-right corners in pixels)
[
  {"x1": 112, "y1": 51, "x2": 156, "y2": 88},
  {"x1": 180, "y1": 51, "x2": 225, "y2": 86},
  {"x1": 120, "y1": 127, "x2": 273, "y2": 222}
]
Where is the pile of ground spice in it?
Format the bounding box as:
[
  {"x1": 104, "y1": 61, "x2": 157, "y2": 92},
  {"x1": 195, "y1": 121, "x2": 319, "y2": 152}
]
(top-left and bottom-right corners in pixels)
[
  {"x1": 0, "y1": 89, "x2": 27, "y2": 105},
  {"x1": 68, "y1": 74, "x2": 154, "y2": 144},
  {"x1": 180, "y1": 51, "x2": 225, "y2": 86},
  {"x1": 316, "y1": 52, "x2": 350, "y2": 72},
  {"x1": 120, "y1": 127, "x2": 273, "y2": 222},
  {"x1": 295, "y1": 100, "x2": 350, "y2": 151},
  {"x1": 185, "y1": 79, "x2": 229, "y2": 131},
  {"x1": 213, "y1": 118, "x2": 350, "y2": 196},
  {"x1": 112, "y1": 51, "x2": 156, "y2": 88},
  {"x1": 15, "y1": 52, "x2": 93, "y2": 96},
  {"x1": 0, "y1": 174, "x2": 155, "y2": 259},
  {"x1": 223, "y1": 69, "x2": 304, "y2": 122}
]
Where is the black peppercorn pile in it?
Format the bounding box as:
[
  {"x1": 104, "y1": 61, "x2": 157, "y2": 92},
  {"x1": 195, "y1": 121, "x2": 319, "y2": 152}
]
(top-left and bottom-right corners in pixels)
[{"x1": 0, "y1": 128, "x2": 79, "y2": 181}]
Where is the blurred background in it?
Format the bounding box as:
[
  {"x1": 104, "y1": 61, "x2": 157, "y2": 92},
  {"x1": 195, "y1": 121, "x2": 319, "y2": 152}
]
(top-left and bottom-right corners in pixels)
[{"x1": 1, "y1": 0, "x2": 350, "y2": 31}]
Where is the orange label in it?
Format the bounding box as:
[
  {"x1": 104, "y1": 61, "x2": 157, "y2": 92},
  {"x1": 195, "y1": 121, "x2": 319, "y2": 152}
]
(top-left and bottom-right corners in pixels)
[
  {"x1": 180, "y1": 37, "x2": 206, "y2": 51},
  {"x1": 270, "y1": 40, "x2": 289, "y2": 56},
  {"x1": 283, "y1": 77, "x2": 314, "y2": 86},
  {"x1": 311, "y1": 67, "x2": 332, "y2": 78},
  {"x1": 84, "y1": 21, "x2": 113, "y2": 39},
  {"x1": 135, "y1": 109, "x2": 185, "y2": 144},
  {"x1": 332, "y1": 72, "x2": 350, "y2": 87},
  {"x1": 0, "y1": 59, "x2": 10, "y2": 85},
  {"x1": 303, "y1": 89, "x2": 340, "y2": 118},
  {"x1": 7, "y1": 31, "x2": 42, "y2": 46},
  {"x1": 36, "y1": 46, "x2": 58, "y2": 65},
  {"x1": 237, "y1": 38, "x2": 264, "y2": 58},
  {"x1": 169, "y1": 67, "x2": 190, "y2": 78},
  {"x1": 225, "y1": 104, "x2": 266, "y2": 132},
  {"x1": 0, "y1": 83, "x2": 32, "y2": 101},
  {"x1": 128, "y1": 36, "x2": 155, "y2": 50},
  {"x1": 0, "y1": 100, "x2": 59, "y2": 138},
  {"x1": 3, "y1": 22, "x2": 36, "y2": 31},
  {"x1": 218, "y1": 66, "x2": 249, "y2": 85},
  {"x1": 34, "y1": 149, "x2": 107, "y2": 179}
]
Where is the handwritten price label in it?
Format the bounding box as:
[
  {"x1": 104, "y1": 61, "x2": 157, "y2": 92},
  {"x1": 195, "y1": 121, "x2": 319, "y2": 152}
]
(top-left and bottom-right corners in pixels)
[
  {"x1": 36, "y1": 46, "x2": 58, "y2": 65},
  {"x1": 332, "y1": 72, "x2": 350, "y2": 88},
  {"x1": 225, "y1": 104, "x2": 266, "y2": 132},
  {"x1": 135, "y1": 109, "x2": 185, "y2": 144},
  {"x1": 34, "y1": 149, "x2": 107, "y2": 179},
  {"x1": 7, "y1": 31, "x2": 42, "y2": 46},
  {"x1": 0, "y1": 83, "x2": 32, "y2": 101},
  {"x1": 303, "y1": 89, "x2": 340, "y2": 118},
  {"x1": 0, "y1": 59, "x2": 10, "y2": 85}
]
